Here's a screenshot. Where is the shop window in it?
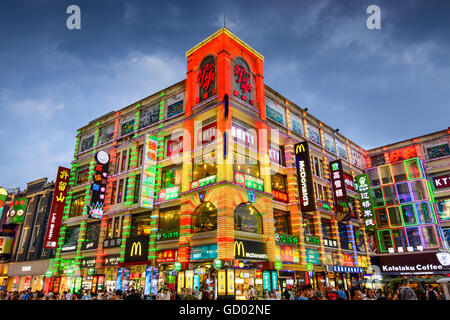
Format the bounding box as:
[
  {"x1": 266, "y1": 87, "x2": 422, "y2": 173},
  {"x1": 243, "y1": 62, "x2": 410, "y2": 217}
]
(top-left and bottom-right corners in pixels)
[
  {"x1": 159, "y1": 206, "x2": 181, "y2": 234},
  {"x1": 69, "y1": 191, "x2": 85, "y2": 218},
  {"x1": 131, "y1": 212, "x2": 151, "y2": 236},
  {"x1": 421, "y1": 225, "x2": 439, "y2": 248},
  {"x1": 117, "y1": 179, "x2": 124, "y2": 203},
  {"x1": 410, "y1": 180, "x2": 428, "y2": 201},
  {"x1": 415, "y1": 202, "x2": 433, "y2": 224},
  {"x1": 272, "y1": 174, "x2": 287, "y2": 193},
  {"x1": 391, "y1": 162, "x2": 407, "y2": 182},
  {"x1": 338, "y1": 224, "x2": 350, "y2": 250},
  {"x1": 76, "y1": 164, "x2": 90, "y2": 185},
  {"x1": 378, "y1": 230, "x2": 393, "y2": 252},
  {"x1": 274, "y1": 209, "x2": 290, "y2": 234},
  {"x1": 191, "y1": 202, "x2": 216, "y2": 233},
  {"x1": 321, "y1": 218, "x2": 333, "y2": 239},
  {"x1": 406, "y1": 227, "x2": 422, "y2": 248},
  {"x1": 392, "y1": 229, "x2": 408, "y2": 251},
  {"x1": 379, "y1": 165, "x2": 393, "y2": 185},
  {"x1": 372, "y1": 188, "x2": 385, "y2": 207},
  {"x1": 234, "y1": 203, "x2": 262, "y2": 234},
  {"x1": 29, "y1": 225, "x2": 40, "y2": 252},
  {"x1": 234, "y1": 152, "x2": 260, "y2": 178},
  {"x1": 387, "y1": 207, "x2": 402, "y2": 227},
  {"x1": 401, "y1": 204, "x2": 417, "y2": 225},
  {"x1": 193, "y1": 151, "x2": 217, "y2": 181},
  {"x1": 19, "y1": 227, "x2": 29, "y2": 253},
  {"x1": 303, "y1": 214, "x2": 315, "y2": 236},
  {"x1": 133, "y1": 174, "x2": 141, "y2": 204},
  {"x1": 375, "y1": 208, "x2": 389, "y2": 228},
  {"x1": 396, "y1": 182, "x2": 412, "y2": 204},
  {"x1": 106, "y1": 216, "x2": 123, "y2": 239},
  {"x1": 367, "y1": 168, "x2": 380, "y2": 187},
  {"x1": 162, "y1": 165, "x2": 182, "y2": 188},
  {"x1": 405, "y1": 158, "x2": 422, "y2": 179},
  {"x1": 383, "y1": 185, "x2": 398, "y2": 206},
  {"x1": 110, "y1": 181, "x2": 117, "y2": 205}
]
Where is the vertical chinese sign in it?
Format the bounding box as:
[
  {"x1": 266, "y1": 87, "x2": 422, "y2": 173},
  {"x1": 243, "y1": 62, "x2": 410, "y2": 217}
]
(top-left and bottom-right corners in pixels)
[
  {"x1": 233, "y1": 58, "x2": 254, "y2": 104},
  {"x1": 140, "y1": 134, "x2": 157, "y2": 209},
  {"x1": 43, "y1": 166, "x2": 71, "y2": 249},
  {"x1": 329, "y1": 159, "x2": 349, "y2": 222},
  {"x1": 355, "y1": 174, "x2": 377, "y2": 230},
  {"x1": 294, "y1": 142, "x2": 316, "y2": 212},
  {"x1": 88, "y1": 151, "x2": 110, "y2": 219},
  {"x1": 197, "y1": 56, "x2": 216, "y2": 103}
]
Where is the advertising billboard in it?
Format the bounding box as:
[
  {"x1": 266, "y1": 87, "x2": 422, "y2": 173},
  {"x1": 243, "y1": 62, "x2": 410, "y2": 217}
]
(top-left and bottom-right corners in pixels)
[{"x1": 294, "y1": 141, "x2": 316, "y2": 212}]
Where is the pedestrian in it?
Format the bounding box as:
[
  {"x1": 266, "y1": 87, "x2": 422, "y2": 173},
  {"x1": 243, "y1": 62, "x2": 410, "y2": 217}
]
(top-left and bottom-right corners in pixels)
[
  {"x1": 247, "y1": 285, "x2": 256, "y2": 300},
  {"x1": 113, "y1": 289, "x2": 122, "y2": 300},
  {"x1": 398, "y1": 280, "x2": 417, "y2": 300},
  {"x1": 426, "y1": 285, "x2": 439, "y2": 301},
  {"x1": 336, "y1": 285, "x2": 347, "y2": 300},
  {"x1": 351, "y1": 287, "x2": 364, "y2": 300}
]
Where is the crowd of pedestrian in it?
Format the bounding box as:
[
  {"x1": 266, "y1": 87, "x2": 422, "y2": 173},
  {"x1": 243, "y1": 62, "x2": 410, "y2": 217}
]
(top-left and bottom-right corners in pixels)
[{"x1": 0, "y1": 280, "x2": 446, "y2": 301}]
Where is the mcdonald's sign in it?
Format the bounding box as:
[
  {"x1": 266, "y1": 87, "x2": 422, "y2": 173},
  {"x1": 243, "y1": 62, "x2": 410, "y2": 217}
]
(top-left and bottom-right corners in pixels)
[
  {"x1": 234, "y1": 239, "x2": 267, "y2": 261},
  {"x1": 294, "y1": 141, "x2": 316, "y2": 212},
  {"x1": 124, "y1": 235, "x2": 149, "y2": 263}
]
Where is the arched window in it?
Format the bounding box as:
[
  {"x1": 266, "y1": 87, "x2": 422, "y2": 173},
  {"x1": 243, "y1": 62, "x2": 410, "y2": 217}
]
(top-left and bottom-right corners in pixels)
[
  {"x1": 192, "y1": 202, "x2": 217, "y2": 233},
  {"x1": 234, "y1": 203, "x2": 262, "y2": 234},
  {"x1": 198, "y1": 56, "x2": 216, "y2": 102}
]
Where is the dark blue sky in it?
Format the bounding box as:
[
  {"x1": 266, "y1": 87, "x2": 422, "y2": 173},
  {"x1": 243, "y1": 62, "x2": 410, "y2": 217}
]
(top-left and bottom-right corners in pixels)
[{"x1": 1, "y1": 0, "x2": 449, "y2": 190}]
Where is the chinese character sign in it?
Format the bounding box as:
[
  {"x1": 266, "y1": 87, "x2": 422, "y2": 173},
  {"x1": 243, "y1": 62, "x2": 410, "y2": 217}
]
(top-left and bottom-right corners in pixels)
[
  {"x1": 355, "y1": 174, "x2": 377, "y2": 230},
  {"x1": 140, "y1": 135, "x2": 158, "y2": 209},
  {"x1": 6, "y1": 197, "x2": 28, "y2": 224},
  {"x1": 43, "y1": 166, "x2": 71, "y2": 248},
  {"x1": 233, "y1": 58, "x2": 254, "y2": 104},
  {"x1": 197, "y1": 56, "x2": 216, "y2": 102},
  {"x1": 88, "y1": 151, "x2": 110, "y2": 219},
  {"x1": 329, "y1": 160, "x2": 349, "y2": 222}
]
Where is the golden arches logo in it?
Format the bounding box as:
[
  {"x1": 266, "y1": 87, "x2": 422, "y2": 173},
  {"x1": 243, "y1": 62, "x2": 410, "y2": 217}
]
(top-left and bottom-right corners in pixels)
[
  {"x1": 295, "y1": 144, "x2": 306, "y2": 154},
  {"x1": 234, "y1": 241, "x2": 245, "y2": 257},
  {"x1": 130, "y1": 242, "x2": 142, "y2": 257}
]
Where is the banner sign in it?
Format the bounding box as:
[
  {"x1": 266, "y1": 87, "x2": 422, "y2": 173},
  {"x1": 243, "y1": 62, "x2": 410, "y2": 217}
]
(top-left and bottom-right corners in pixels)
[
  {"x1": 305, "y1": 248, "x2": 321, "y2": 265},
  {"x1": 157, "y1": 249, "x2": 178, "y2": 263},
  {"x1": 124, "y1": 235, "x2": 149, "y2": 263},
  {"x1": 234, "y1": 172, "x2": 264, "y2": 191},
  {"x1": 140, "y1": 135, "x2": 158, "y2": 209},
  {"x1": 218, "y1": 269, "x2": 226, "y2": 295},
  {"x1": 158, "y1": 186, "x2": 180, "y2": 202},
  {"x1": 294, "y1": 142, "x2": 316, "y2": 212},
  {"x1": 6, "y1": 197, "x2": 28, "y2": 224},
  {"x1": 190, "y1": 175, "x2": 217, "y2": 189},
  {"x1": 227, "y1": 269, "x2": 235, "y2": 295},
  {"x1": 88, "y1": 151, "x2": 110, "y2": 219},
  {"x1": 372, "y1": 252, "x2": 450, "y2": 275},
  {"x1": 355, "y1": 174, "x2": 377, "y2": 230},
  {"x1": 329, "y1": 160, "x2": 349, "y2": 222},
  {"x1": 234, "y1": 239, "x2": 267, "y2": 261},
  {"x1": 190, "y1": 244, "x2": 217, "y2": 261},
  {"x1": 433, "y1": 173, "x2": 450, "y2": 190},
  {"x1": 274, "y1": 233, "x2": 298, "y2": 247}
]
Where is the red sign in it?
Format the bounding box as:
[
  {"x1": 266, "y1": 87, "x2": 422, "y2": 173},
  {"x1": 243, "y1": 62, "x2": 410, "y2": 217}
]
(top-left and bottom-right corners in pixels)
[
  {"x1": 387, "y1": 146, "x2": 417, "y2": 163},
  {"x1": 43, "y1": 167, "x2": 71, "y2": 249},
  {"x1": 234, "y1": 64, "x2": 252, "y2": 94},
  {"x1": 156, "y1": 249, "x2": 178, "y2": 263},
  {"x1": 166, "y1": 136, "x2": 183, "y2": 157},
  {"x1": 197, "y1": 60, "x2": 216, "y2": 101},
  {"x1": 343, "y1": 173, "x2": 355, "y2": 192},
  {"x1": 272, "y1": 190, "x2": 288, "y2": 202},
  {"x1": 198, "y1": 122, "x2": 216, "y2": 145},
  {"x1": 342, "y1": 254, "x2": 354, "y2": 267},
  {"x1": 433, "y1": 174, "x2": 450, "y2": 190}
]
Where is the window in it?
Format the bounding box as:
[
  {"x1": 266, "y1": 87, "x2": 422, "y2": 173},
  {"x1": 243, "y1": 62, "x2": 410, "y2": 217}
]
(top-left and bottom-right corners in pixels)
[
  {"x1": 378, "y1": 229, "x2": 393, "y2": 252},
  {"x1": 272, "y1": 174, "x2": 287, "y2": 193},
  {"x1": 123, "y1": 178, "x2": 130, "y2": 202},
  {"x1": 139, "y1": 103, "x2": 160, "y2": 129},
  {"x1": 370, "y1": 154, "x2": 386, "y2": 167},
  {"x1": 372, "y1": 188, "x2": 385, "y2": 207},
  {"x1": 162, "y1": 165, "x2": 182, "y2": 188},
  {"x1": 19, "y1": 228, "x2": 29, "y2": 253},
  {"x1": 165, "y1": 134, "x2": 183, "y2": 158},
  {"x1": 303, "y1": 215, "x2": 315, "y2": 236},
  {"x1": 76, "y1": 165, "x2": 90, "y2": 185},
  {"x1": 405, "y1": 158, "x2": 422, "y2": 179},
  {"x1": 117, "y1": 179, "x2": 124, "y2": 203},
  {"x1": 321, "y1": 218, "x2": 332, "y2": 239},
  {"x1": 383, "y1": 185, "x2": 398, "y2": 206},
  {"x1": 354, "y1": 227, "x2": 366, "y2": 252},
  {"x1": 131, "y1": 212, "x2": 151, "y2": 236},
  {"x1": 137, "y1": 144, "x2": 144, "y2": 167},
  {"x1": 234, "y1": 203, "x2": 262, "y2": 234},
  {"x1": 410, "y1": 180, "x2": 427, "y2": 201},
  {"x1": 375, "y1": 208, "x2": 389, "y2": 227},
  {"x1": 274, "y1": 209, "x2": 290, "y2": 234},
  {"x1": 396, "y1": 183, "x2": 412, "y2": 204},
  {"x1": 391, "y1": 162, "x2": 407, "y2": 182},
  {"x1": 191, "y1": 203, "x2": 216, "y2": 233},
  {"x1": 338, "y1": 224, "x2": 350, "y2": 250},
  {"x1": 311, "y1": 155, "x2": 324, "y2": 178},
  {"x1": 406, "y1": 227, "x2": 422, "y2": 248},
  {"x1": 106, "y1": 216, "x2": 123, "y2": 239},
  {"x1": 387, "y1": 207, "x2": 402, "y2": 227},
  {"x1": 133, "y1": 174, "x2": 141, "y2": 204},
  {"x1": 79, "y1": 133, "x2": 95, "y2": 153},
  {"x1": 379, "y1": 165, "x2": 393, "y2": 185},
  {"x1": 114, "y1": 153, "x2": 120, "y2": 174},
  {"x1": 421, "y1": 225, "x2": 439, "y2": 248},
  {"x1": 69, "y1": 191, "x2": 85, "y2": 218},
  {"x1": 234, "y1": 152, "x2": 260, "y2": 178},
  {"x1": 120, "y1": 150, "x2": 128, "y2": 173},
  {"x1": 98, "y1": 123, "x2": 114, "y2": 145},
  {"x1": 415, "y1": 202, "x2": 433, "y2": 224},
  {"x1": 127, "y1": 148, "x2": 132, "y2": 171},
  {"x1": 367, "y1": 168, "x2": 380, "y2": 187},
  {"x1": 84, "y1": 222, "x2": 100, "y2": 248},
  {"x1": 111, "y1": 181, "x2": 117, "y2": 205},
  {"x1": 159, "y1": 206, "x2": 181, "y2": 233},
  {"x1": 193, "y1": 151, "x2": 217, "y2": 181},
  {"x1": 401, "y1": 204, "x2": 417, "y2": 225},
  {"x1": 314, "y1": 183, "x2": 328, "y2": 202},
  {"x1": 29, "y1": 225, "x2": 40, "y2": 252},
  {"x1": 64, "y1": 226, "x2": 80, "y2": 246},
  {"x1": 392, "y1": 229, "x2": 407, "y2": 251}
]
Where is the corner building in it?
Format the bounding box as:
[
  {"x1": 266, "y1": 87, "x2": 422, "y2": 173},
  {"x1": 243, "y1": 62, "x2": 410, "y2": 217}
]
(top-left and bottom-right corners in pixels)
[{"x1": 49, "y1": 28, "x2": 371, "y2": 299}]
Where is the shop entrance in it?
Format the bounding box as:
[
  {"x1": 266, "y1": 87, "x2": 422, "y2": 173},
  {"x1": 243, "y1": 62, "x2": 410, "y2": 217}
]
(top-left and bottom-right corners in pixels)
[{"x1": 234, "y1": 269, "x2": 262, "y2": 300}]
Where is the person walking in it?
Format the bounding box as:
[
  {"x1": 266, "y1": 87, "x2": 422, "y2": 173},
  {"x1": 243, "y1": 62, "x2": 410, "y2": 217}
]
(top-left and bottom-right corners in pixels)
[
  {"x1": 426, "y1": 285, "x2": 439, "y2": 301},
  {"x1": 398, "y1": 280, "x2": 417, "y2": 300}
]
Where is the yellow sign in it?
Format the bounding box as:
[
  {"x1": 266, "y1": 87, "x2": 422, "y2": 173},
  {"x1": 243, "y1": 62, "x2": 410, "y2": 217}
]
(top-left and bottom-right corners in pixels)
[
  {"x1": 185, "y1": 270, "x2": 194, "y2": 291},
  {"x1": 177, "y1": 271, "x2": 185, "y2": 294},
  {"x1": 295, "y1": 143, "x2": 306, "y2": 154},
  {"x1": 226, "y1": 269, "x2": 235, "y2": 295},
  {"x1": 234, "y1": 241, "x2": 245, "y2": 258},
  {"x1": 130, "y1": 242, "x2": 142, "y2": 257},
  {"x1": 218, "y1": 269, "x2": 226, "y2": 295}
]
